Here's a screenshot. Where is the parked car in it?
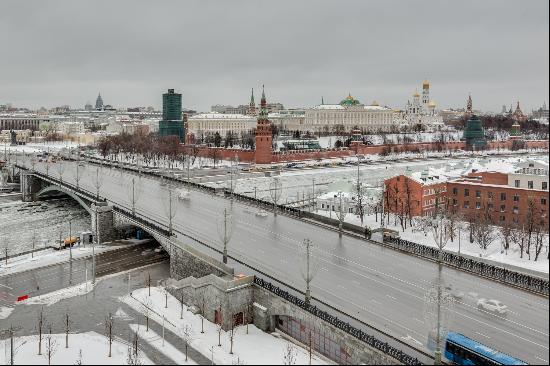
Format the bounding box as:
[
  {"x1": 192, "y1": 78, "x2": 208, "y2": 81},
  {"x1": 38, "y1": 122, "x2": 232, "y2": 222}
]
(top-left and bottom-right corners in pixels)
[{"x1": 477, "y1": 299, "x2": 507, "y2": 315}]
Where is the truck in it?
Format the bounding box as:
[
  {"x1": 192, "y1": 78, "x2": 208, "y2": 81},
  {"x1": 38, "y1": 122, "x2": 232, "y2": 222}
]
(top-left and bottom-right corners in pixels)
[{"x1": 52, "y1": 236, "x2": 80, "y2": 250}]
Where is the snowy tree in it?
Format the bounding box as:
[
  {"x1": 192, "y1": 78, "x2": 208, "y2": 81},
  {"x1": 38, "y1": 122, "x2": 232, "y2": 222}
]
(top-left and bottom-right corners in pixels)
[
  {"x1": 180, "y1": 324, "x2": 194, "y2": 362},
  {"x1": 269, "y1": 177, "x2": 283, "y2": 216},
  {"x1": 283, "y1": 342, "x2": 297, "y2": 365}
]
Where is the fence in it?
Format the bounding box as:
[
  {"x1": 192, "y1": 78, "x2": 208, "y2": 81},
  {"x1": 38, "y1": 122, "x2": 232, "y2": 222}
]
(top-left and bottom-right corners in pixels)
[
  {"x1": 254, "y1": 276, "x2": 422, "y2": 365},
  {"x1": 385, "y1": 237, "x2": 549, "y2": 296}
]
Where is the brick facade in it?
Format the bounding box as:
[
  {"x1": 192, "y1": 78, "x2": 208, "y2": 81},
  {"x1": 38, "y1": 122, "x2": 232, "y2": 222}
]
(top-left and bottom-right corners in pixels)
[{"x1": 384, "y1": 175, "x2": 447, "y2": 217}]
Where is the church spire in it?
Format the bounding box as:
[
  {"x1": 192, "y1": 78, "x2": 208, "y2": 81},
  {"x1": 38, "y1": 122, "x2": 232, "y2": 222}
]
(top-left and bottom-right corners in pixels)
[
  {"x1": 321, "y1": 96, "x2": 324, "y2": 105},
  {"x1": 466, "y1": 93, "x2": 473, "y2": 116},
  {"x1": 259, "y1": 85, "x2": 268, "y2": 119},
  {"x1": 247, "y1": 88, "x2": 256, "y2": 116}
]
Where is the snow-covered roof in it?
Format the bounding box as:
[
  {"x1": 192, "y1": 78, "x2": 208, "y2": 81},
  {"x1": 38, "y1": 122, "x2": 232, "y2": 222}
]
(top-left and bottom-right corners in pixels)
[
  {"x1": 408, "y1": 171, "x2": 450, "y2": 185},
  {"x1": 311, "y1": 104, "x2": 345, "y2": 110},
  {"x1": 363, "y1": 105, "x2": 390, "y2": 111},
  {"x1": 189, "y1": 112, "x2": 254, "y2": 120}
]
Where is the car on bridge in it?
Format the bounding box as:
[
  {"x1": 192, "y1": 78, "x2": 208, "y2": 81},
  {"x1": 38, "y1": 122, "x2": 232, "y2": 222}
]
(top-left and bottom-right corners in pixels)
[{"x1": 477, "y1": 298, "x2": 508, "y2": 315}]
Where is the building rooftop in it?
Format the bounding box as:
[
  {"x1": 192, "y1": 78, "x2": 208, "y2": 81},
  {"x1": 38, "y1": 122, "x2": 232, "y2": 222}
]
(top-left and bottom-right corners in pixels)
[{"x1": 189, "y1": 112, "x2": 255, "y2": 120}]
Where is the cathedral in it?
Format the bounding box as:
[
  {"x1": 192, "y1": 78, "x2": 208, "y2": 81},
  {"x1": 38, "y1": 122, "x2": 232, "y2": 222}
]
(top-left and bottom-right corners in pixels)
[{"x1": 402, "y1": 80, "x2": 444, "y2": 131}]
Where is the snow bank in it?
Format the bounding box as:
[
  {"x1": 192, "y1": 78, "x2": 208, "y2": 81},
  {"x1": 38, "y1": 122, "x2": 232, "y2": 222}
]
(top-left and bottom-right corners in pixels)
[{"x1": 24, "y1": 281, "x2": 95, "y2": 306}]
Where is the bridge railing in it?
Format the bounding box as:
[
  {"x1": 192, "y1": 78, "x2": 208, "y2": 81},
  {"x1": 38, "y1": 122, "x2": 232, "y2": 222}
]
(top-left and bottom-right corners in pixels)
[
  {"x1": 253, "y1": 276, "x2": 422, "y2": 365},
  {"x1": 385, "y1": 237, "x2": 549, "y2": 296}
]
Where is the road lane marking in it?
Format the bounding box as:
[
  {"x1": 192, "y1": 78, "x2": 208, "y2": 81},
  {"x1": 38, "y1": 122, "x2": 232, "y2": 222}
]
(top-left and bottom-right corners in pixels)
[
  {"x1": 386, "y1": 295, "x2": 397, "y2": 301},
  {"x1": 536, "y1": 356, "x2": 548, "y2": 363},
  {"x1": 475, "y1": 332, "x2": 491, "y2": 339},
  {"x1": 0, "y1": 284, "x2": 13, "y2": 290},
  {"x1": 337, "y1": 285, "x2": 347, "y2": 290}
]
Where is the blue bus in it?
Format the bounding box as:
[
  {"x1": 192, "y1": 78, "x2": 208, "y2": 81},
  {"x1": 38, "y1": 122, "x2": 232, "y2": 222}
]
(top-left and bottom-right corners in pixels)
[{"x1": 444, "y1": 332, "x2": 527, "y2": 365}]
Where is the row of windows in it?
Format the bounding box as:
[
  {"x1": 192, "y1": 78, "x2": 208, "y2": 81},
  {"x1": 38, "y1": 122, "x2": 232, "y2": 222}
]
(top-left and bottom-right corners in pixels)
[
  {"x1": 452, "y1": 187, "x2": 548, "y2": 203},
  {"x1": 514, "y1": 179, "x2": 548, "y2": 190}
]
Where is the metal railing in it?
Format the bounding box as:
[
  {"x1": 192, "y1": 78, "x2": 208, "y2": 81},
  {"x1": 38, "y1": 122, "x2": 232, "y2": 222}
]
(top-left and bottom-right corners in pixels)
[
  {"x1": 254, "y1": 276, "x2": 422, "y2": 365},
  {"x1": 385, "y1": 237, "x2": 549, "y2": 296}
]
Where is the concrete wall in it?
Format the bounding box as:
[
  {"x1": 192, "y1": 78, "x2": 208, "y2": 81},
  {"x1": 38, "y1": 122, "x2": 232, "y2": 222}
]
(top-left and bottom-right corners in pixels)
[
  {"x1": 169, "y1": 244, "x2": 233, "y2": 280},
  {"x1": 252, "y1": 286, "x2": 401, "y2": 365},
  {"x1": 167, "y1": 274, "x2": 253, "y2": 330}
]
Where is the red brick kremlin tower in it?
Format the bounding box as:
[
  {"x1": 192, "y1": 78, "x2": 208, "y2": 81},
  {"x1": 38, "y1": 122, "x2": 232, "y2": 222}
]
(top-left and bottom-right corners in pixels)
[{"x1": 255, "y1": 85, "x2": 273, "y2": 164}]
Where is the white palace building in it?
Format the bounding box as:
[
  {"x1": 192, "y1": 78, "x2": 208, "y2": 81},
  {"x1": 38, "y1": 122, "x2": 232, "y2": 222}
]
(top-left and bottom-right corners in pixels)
[{"x1": 303, "y1": 94, "x2": 396, "y2": 133}]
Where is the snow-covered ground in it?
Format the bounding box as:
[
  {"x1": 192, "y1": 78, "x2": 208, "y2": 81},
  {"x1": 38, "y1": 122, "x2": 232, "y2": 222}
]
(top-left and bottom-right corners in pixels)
[
  {"x1": 121, "y1": 287, "x2": 329, "y2": 365},
  {"x1": 317, "y1": 210, "x2": 549, "y2": 274},
  {"x1": 0, "y1": 331, "x2": 153, "y2": 365}
]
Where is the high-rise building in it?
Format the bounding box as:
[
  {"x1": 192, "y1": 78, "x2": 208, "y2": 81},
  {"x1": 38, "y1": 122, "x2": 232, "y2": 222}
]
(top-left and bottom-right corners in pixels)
[
  {"x1": 95, "y1": 93, "x2": 104, "y2": 110},
  {"x1": 158, "y1": 89, "x2": 184, "y2": 142}
]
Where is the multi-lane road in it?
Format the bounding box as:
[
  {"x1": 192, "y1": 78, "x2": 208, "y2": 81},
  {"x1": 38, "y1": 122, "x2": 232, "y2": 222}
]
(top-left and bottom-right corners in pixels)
[{"x1": 19, "y1": 156, "x2": 550, "y2": 364}]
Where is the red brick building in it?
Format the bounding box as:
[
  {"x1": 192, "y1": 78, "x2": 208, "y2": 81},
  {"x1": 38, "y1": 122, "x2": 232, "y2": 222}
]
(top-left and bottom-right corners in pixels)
[
  {"x1": 384, "y1": 171, "x2": 448, "y2": 217},
  {"x1": 447, "y1": 173, "x2": 548, "y2": 227}
]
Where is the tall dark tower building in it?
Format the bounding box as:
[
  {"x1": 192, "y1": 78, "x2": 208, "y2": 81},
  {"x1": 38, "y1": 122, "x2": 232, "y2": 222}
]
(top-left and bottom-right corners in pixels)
[
  {"x1": 255, "y1": 85, "x2": 272, "y2": 164},
  {"x1": 95, "y1": 93, "x2": 104, "y2": 110},
  {"x1": 159, "y1": 89, "x2": 184, "y2": 142}
]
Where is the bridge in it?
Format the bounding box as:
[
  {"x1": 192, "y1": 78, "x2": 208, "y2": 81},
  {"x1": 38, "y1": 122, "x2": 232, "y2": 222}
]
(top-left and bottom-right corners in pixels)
[{"x1": 15, "y1": 156, "x2": 549, "y2": 365}]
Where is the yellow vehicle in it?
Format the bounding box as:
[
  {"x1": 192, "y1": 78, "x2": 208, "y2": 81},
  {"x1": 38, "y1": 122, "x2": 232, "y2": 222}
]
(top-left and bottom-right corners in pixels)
[{"x1": 53, "y1": 236, "x2": 80, "y2": 250}]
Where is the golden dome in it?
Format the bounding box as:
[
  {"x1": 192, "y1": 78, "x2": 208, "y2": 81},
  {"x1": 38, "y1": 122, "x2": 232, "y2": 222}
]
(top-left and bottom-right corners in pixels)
[
  {"x1": 428, "y1": 100, "x2": 436, "y2": 108},
  {"x1": 371, "y1": 100, "x2": 379, "y2": 106},
  {"x1": 413, "y1": 91, "x2": 420, "y2": 97},
  {"x1": 423, "y1": 79, "x2": 430, "y2": 87}
]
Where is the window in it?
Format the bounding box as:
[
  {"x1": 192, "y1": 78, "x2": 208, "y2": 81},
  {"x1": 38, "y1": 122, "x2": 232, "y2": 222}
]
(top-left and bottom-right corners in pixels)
[
  {"x1": 500, "y1": 193, "x2": 506, "y2": 201},
  {"x1": 488, "y1": 203, "x2": 494, "y2": 210},
  {"x1": 543, "y1": 182, "x2": 548, "y2": 190},
  {"x1": 542, "y1": 198, "x2": 547, "y2": 205},
  {"x1": 528, "y1": 181, "x2": 534, "y2": 189},
  {"x1": 515, "y1": 180, "x2": 520, "y2": 188},
  {"x1": 513, "y1": 206, "x2": 519, "y2": 214},
  {"x1": 464, "y1": 201, "x2": 470, "y2": 209},
  {"x1": 453, "y1": 199, "x2": 458, "y2": 206},
  {"x1": 452, "y1": 187, "x2": 458, "y2": 195},
  {"x1": 488, "y1": 191, "x2": 493, "y2": 199},
  {"x1": 476, "y1": 202, "x2": 481, "y2": 209},
  {"x1": 513, "y1": 194, "x2": 519, "y2": 202},
  {"x1": 476, "y1": 190, "x2": 481, "y2": 198},
  {"x1": 500, "y1": 204, "x2": 506, "y2": 212},
  {"x1": 500, "y1": 215, "x2": 506, "y2": 222},
  {"x1": 464, "y1": 189, "x2": 470, "y2": 197}
]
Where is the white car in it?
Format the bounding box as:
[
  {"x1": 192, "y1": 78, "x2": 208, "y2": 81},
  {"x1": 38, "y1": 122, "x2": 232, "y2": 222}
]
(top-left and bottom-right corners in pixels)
[
  {"x1": 477, "y1": 299, "x2": 507, "y2": 315},
  {"x1": 255, "y1": 210, "x2": 269, "y2": 218}
]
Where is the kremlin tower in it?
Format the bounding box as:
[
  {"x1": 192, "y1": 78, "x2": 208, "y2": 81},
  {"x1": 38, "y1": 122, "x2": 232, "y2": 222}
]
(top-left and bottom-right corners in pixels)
[
  {"x1": 247, "y1": 88, "x2": 257, "y2": 116},
  {"x1": 254, "y1": 85, "x2": 273, "y2": 164}
]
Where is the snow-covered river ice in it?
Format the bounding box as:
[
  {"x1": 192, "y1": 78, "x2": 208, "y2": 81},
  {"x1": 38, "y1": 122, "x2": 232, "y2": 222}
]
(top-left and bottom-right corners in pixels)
[{"x1": 0, "y1": 198, "x2": 90, "y2": 255}]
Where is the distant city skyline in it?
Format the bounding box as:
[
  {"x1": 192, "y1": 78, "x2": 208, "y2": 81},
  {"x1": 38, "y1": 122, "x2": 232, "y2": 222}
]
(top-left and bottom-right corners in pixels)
[{"x1": 0, "y1": 0, "x2": 548, "y2": 113}]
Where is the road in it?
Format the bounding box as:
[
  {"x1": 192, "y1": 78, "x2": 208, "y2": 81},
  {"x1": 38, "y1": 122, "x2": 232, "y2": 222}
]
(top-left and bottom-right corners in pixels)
[
  {"x1": 0, "y1": 242, "x2": 168, "y2": 309},
  {"x1": 19, "y1": 156, "x2": 550, "y2": 364}
]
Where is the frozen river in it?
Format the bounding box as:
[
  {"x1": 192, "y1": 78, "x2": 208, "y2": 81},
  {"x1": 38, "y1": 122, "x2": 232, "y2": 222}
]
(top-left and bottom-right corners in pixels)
[{"x1": 0, "y1": 198, "x2": 90, "y2": 255}]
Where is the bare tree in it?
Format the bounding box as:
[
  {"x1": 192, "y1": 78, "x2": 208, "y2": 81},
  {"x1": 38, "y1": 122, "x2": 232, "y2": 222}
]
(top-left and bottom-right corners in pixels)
[
  {"x1": 43, "y1": 325, "x2": 58, "y2": 366},
  {"x1": 283, "y1": 342, "x2": 297, "y2": 365},
  {"x1": 268, "y1": 177, "x2": 283, "y2": 216},
  {"x1": 37, "y1": 307, "x2": 45, "y2": 355},
  {"x1": 180, "y1": 324, "x2": 193, "y2": 362},
  {"x1": 73, "y1": 160, "x2": 85, "y2": 190},
  {"x1": 64, "y1": 311, "x2": 72, "y2": 348},
  {"x1": 470, "y1": 203, "x2": 496, "y2": 254},
  {"x1": 228, "y1": 312, "x2": 241, "y2": 355},
  {"x1": 105, "y1": 313, "x2": 114, "y2": 357},
  {"x1": 498, "y1": 223, "x2": 513, "y2": 255},
  {"x1": 300, "y1": 239, "x2": 320, "y2": 306},
  {"x1": 126, "y1": 335, "x2": 143, "y2": 366},
  {"x1": 510, "y1": 225, "x2": 528, "y2": 259},
  {"x1": 533, "y1": 220, "x2": 548, "y2": 262}
]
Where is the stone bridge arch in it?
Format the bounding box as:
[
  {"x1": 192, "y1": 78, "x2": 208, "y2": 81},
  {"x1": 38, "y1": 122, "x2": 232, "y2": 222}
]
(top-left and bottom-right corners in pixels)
[
  {"x1": 113, "y1": 211, "x2": 176, "y2": 253},
  {"x1": 36, "y1": 185, "x2": 93, "y2": 215}
]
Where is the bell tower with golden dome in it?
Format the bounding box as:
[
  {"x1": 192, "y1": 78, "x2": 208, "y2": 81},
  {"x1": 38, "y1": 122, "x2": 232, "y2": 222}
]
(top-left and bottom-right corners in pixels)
[{"x1": 422, "y1": 79, "x2": 430, "y2": 112}]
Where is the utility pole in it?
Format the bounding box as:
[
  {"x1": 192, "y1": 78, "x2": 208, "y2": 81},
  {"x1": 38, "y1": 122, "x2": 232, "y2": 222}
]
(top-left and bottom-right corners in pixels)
[
  {"x1": 131, "y1": 178, "x2": 136, "y2": 216},
  {"x1": 223, "y1": 208, "x2": 229, "y2": 264},
  {"x1": 304, "y1": 238, "x2": 313, "y2": 306},
  {"x1": 312, "y1": 178, "x2": 315, "y2": 212},
  {"x1": 169, "y1": 189, "x2": 173, "y2": 235}
]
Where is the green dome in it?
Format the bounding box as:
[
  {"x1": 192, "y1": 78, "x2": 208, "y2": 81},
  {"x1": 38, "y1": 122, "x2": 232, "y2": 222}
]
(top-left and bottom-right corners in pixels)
[{"x1": 340, "y1": 93, "x2": 361, "y2": 106}]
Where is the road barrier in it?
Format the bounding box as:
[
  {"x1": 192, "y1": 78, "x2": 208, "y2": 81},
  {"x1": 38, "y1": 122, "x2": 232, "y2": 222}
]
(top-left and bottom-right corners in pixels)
[
  {"x1": 385, "y1": 237, "x2": 549, "y2": 296},
  {"x1": 254, "y1": 276, "x2": 422, "y2": 365}
]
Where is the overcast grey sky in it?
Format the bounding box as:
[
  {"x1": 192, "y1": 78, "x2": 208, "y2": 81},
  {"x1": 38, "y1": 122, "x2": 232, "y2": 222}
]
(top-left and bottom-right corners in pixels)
[{"x1": 0, "y1": 0, "x2": 548, "y2": 113}]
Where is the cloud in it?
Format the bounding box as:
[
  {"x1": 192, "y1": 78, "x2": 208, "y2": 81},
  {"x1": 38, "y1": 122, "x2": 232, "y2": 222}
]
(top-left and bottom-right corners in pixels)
[{"x1": 0, "y1": 0, "x2": 547, "y2": 112}]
